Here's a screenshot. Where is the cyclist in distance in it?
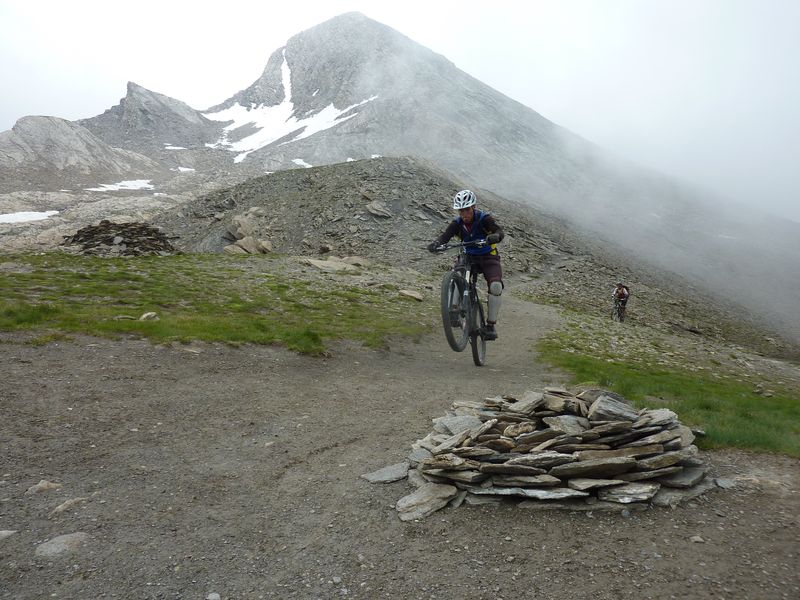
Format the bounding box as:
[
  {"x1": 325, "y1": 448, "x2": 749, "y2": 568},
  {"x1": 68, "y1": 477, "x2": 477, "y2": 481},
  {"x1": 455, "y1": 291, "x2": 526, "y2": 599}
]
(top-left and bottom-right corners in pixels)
[
  {"x1": 613, "y1": 281, "x2": 630, "y2": 314},
  {"x1": 427, "y1": 190, "x2": 505, "y2": 340}
]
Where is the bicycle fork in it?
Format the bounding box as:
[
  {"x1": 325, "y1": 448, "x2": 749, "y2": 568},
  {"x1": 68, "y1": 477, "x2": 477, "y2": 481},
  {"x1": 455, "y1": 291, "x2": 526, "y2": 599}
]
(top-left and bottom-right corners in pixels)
[{"x1": 462, "y1": 265, "x2": 472, "y2": 314}]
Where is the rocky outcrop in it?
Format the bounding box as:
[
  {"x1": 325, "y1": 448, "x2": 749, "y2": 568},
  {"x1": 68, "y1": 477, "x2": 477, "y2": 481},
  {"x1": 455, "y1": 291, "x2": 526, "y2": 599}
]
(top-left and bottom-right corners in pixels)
[
  {"x1": 0, "y1": 116, "x2": 162, "y2": 192},
  {"x1": 367, "y1": 387, "x2": 717, "y2": 519}
]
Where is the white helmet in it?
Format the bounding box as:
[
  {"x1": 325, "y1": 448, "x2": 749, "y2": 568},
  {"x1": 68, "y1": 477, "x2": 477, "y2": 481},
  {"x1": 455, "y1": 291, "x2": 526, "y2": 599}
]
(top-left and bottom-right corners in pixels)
[{"x1": 452, "y1": 190, "x2": 477, "y2": 209}]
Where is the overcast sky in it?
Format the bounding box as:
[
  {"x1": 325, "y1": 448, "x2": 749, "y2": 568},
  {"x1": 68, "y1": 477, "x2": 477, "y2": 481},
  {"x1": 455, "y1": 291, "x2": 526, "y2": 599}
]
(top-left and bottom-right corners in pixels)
[{"x1": 1, "y1": 0, "x2": 798, "y2": 221}]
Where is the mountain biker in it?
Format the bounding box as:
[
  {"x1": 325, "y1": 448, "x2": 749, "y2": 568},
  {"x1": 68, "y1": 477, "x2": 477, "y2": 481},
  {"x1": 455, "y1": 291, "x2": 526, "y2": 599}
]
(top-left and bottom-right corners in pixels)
[
  {"x1": 613, "y1": 282, "x2": 630, "y2": 309},
  {"x1": 427, "y1": 190, "x2": 504, "y2": 340}
]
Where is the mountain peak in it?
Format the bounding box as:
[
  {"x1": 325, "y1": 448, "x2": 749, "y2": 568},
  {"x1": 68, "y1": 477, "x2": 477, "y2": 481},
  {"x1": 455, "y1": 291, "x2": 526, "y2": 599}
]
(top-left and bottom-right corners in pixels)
[{"x1": 78, "y1": 82, "x2": 220, "y2": 156}]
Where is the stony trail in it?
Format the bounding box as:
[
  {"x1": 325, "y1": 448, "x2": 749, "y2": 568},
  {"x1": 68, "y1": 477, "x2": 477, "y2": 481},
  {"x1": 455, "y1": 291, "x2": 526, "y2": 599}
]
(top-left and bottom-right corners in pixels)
[{"x1": 1, "y1": 294, "x2": 798, "y2": 600}]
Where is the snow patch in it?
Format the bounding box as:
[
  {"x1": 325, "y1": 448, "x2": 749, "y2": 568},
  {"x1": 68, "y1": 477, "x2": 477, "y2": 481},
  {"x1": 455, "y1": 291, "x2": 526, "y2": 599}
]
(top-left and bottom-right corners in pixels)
[
  {"x1": 164, "y1": 144, "x2": 187, "y2": 150},
  {"x1": 85, "y1": 180, "x2": 154, "y2": 192},
  {"x1": 171, "y1": 167, "x2": 195, "y2": 172},
  {"x1": 203, "y1": 49, "x2": 377, "y2": 163},
  {"x1": 291, "y1": 159, "x2": 312, "y2": 168},
  {"x1": 0, "y1": 210, "x2": 59, "y2": 223}
]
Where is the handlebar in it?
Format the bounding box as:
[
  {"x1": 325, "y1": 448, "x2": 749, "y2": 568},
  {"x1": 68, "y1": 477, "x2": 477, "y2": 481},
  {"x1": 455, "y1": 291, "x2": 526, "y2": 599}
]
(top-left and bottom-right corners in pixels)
[{"x1": 430, "y1": 239, "x2": 487, "y2": 253}]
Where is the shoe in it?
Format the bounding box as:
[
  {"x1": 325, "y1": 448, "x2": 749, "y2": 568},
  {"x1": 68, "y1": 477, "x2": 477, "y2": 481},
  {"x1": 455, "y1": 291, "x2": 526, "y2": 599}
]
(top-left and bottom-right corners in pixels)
[{"x1": 483, "y1": 323, "x2": 498, "y2": 341}]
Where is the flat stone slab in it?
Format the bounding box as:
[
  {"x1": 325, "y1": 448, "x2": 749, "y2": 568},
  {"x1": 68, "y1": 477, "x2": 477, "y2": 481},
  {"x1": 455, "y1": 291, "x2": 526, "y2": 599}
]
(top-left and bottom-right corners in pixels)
[
  {"x1": 469, "y1": 486, "x2": 588, "y2": 500},
  {"x1": 491, "y1": 474, "x2": 562, "y2": 487},
  {"x1": 420, "y1": 453, "x2": 479, "y2": 471},
  {"x1": 507, "y1": 451, "x2": 577, "y2": 469},
  {"x1": 424, "y1": 469, "x2": 489, "y2": 484},
  {"x1": 568, "y1": 478, "x2": 627, "y2": 491},
  {"x1": 361, "y1": 461, "x2": 410, "y2": 483},
  {"x1": 503, "y1": 391, "x2": 545, "y2": 415},
  {"x1": 515, "y1": 428, "x2": 560, "y2": 445},
  {"x1": 397, "y1": 483, "x2": 459, "y2": 521},
  {"x1": 34, "y1": 532, "x2": 89, "y2": 557},
  {"x1": 576, "y1": 444, "x2": 664, "y2": 461},
  {"x1": 651, "y1": 478, "x2": 717, "y2": 507},
  {"x1": 432, "y1": 430, "x2": 471, "y2": 454},
  {"x1": 479, "y1": 463, "x2": 546, "y2": 476},
  {"x1": 301, "y1": 258, "x2": 358, "y2": 272},
  {"x1": 549, "y1": 456, "x2": 637, "y2": 479},
  {"x1": 451, "y1": 447, "x2": 497, "y2": 459},
  {"x1": 635, "y1": 450, "x2": 686, "y2": 471},
  {"x1": 464, "y1": 494, "x2": 503, "y2": 506},
  {"x1": 542, "y1": 415, "x2": 590, "y2": 435},
  {"x1": 580, "y1": 421, "x2": 634, "y2": 439},
  {"x1": 620, "y1": 428, "x2": 682, "y2": 448},
  {"x1": 598, "y1": 482, "x2": 661, "y2": 503},
  {"x1": 519, "y1": 499, "x2": 649, "y2": 512},
  {"x1": 398, "y1": 289, "x2": 423, "y2": 301},
  {"x1": 407, "y1": 447, "x2": 432, "y2": 466},
  {"x1": 657, "y1": 467, "x2": 707, "y2": 489},
  {"x1": 432, "y1": 415, "x2": 483, "y2": 435},
  {"x1": 617, "y1": 466, "x2": 683, "y2": 481},
  {"x1": 633, "y1": 408, "x2": 678, "y2": 428},
  {"x1": 25, "y1": 479, "x2": 62, "y2": 495},
  {"x1": 587, "y1": 395, "x2": 639, "y2": 422}
]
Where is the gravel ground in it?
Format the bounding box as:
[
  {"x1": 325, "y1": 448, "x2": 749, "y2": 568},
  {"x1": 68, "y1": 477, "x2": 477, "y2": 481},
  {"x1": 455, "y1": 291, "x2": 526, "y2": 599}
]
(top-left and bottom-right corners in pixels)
[{"x1": 1, "y1": 295, "x2": 798, "y2": 600}]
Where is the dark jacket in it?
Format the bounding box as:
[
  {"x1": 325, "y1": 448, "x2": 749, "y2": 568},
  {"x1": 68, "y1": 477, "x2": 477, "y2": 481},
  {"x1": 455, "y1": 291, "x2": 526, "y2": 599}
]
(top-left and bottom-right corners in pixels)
[{"x1": 434, "y1": 210, "x2": 504, "y2": 256}]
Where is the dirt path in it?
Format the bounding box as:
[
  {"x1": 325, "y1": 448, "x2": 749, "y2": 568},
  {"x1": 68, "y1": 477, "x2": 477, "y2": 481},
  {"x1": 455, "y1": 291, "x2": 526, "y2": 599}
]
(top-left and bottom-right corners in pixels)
[{"x1": 1, "y1": 294, "x2": 798, "y2": 600}]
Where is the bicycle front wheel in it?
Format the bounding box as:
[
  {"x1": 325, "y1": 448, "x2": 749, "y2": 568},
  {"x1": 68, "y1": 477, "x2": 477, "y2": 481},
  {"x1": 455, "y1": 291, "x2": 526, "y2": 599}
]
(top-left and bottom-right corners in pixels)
[
  {"x1": 441, "y1": 271, "x2": 469, "y2": 352},
  {"x1": 612, "y1": 303, "x2": 622, "y2": 322},
  {"x1": 470, "y1": 299, "x2": 487, "y2": 366}
]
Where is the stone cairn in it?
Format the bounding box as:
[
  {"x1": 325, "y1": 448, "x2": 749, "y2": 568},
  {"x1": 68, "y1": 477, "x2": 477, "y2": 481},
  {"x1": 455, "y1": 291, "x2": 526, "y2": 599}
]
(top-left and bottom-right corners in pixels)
[
  {"x1": 363, "y1": 388, "x2": 717, "y2": 521},
  {"x1": 62, "y1": 220, "x2": 176, "y2": 257}
]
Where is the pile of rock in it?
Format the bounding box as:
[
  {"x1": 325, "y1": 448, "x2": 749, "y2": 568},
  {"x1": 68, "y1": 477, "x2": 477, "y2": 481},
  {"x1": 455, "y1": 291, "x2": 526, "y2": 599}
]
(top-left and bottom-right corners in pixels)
[
  {"x1": 62, "y1": 220, "x2": 176, "y2": 256},
  {"x1": 363, "y1": 388, "x2": 718, "y2": 521}
]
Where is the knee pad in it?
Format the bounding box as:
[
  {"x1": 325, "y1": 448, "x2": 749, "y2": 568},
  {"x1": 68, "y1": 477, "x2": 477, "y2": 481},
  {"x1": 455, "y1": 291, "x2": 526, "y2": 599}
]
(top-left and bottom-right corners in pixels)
[{"x1": 489, "y1": 281, "x2": 503, "y2": 296}]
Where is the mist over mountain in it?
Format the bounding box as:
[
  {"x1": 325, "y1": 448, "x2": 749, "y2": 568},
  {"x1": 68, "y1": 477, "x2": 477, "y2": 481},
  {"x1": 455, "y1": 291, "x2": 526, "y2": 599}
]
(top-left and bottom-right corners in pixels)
[{"x1": 1, "y1": 12, "x2": 798, "y2": 343}]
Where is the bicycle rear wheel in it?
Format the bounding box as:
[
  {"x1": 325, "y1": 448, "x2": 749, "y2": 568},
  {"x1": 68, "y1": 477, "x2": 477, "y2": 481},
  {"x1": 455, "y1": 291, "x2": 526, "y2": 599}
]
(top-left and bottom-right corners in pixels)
[
  {"x1": 470, "y1": 298, "x2": 487, "y2": 366},
  {"x1": 440, "y1": 271, "x2": 469, "y2": 352}
]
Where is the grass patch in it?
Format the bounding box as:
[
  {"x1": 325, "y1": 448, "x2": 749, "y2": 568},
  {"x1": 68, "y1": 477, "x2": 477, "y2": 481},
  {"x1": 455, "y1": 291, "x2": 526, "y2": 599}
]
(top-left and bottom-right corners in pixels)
[
  {"x1": 538, "y1": 337, "x2": 800, "y2": 456},
  {"x1": 0, "y1": 253, "x2": 431, "y2": 354}
]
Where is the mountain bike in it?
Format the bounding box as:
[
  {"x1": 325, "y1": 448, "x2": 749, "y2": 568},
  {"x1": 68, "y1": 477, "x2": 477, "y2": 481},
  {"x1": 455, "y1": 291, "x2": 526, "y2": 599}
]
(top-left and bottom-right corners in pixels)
[
  {"x1": 432, "y1": 240, "x2": 488, "y2": 366},
  {"x1": 612, "y1": 298, "x2": 627, "y2": 322}
]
